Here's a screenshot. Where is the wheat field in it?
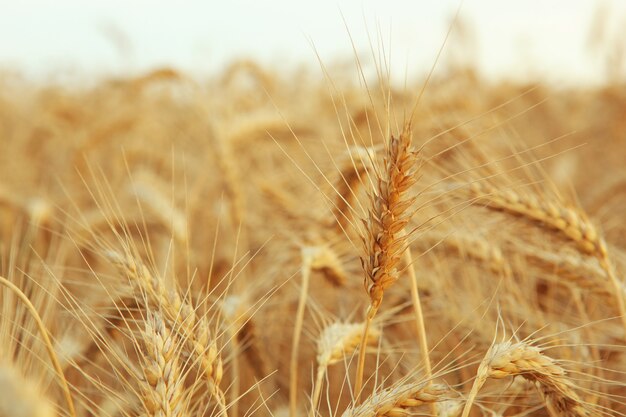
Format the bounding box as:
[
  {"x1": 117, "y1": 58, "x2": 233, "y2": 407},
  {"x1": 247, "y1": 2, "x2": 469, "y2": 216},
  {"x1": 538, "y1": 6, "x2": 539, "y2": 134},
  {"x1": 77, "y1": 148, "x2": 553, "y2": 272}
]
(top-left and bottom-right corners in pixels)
[{"x1": 1, "y1": 34, "x2": 626, "y2": 417}]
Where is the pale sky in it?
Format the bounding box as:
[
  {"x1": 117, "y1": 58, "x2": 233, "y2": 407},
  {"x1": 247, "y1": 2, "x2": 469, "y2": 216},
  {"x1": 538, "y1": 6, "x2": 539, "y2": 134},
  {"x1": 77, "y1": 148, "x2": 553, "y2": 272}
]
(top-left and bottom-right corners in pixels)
[{"x1": 0, "y1": 0, "x2": 624, "y2": 84}]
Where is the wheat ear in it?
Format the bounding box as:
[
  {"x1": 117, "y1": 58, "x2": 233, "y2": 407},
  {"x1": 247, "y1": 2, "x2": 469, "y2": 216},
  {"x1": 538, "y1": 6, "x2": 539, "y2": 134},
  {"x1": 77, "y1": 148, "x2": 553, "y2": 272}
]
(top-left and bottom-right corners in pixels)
[
  {"x1": 343, "y1": 383, "x2": 447, "y2": 417},
  {"x1": 310, "y1": 322, "x2": 381, "y2": 416},
  {"x1": 461, "y1": 341, "x2": 589, "y2": 417},
  {"x1": 468, "y1": 183, "x2": 626, "y2": 334},
  {"x1": 0, "y1": 275, "x2": 76, "y2": 417},
  {"x1": 108, "y1": 251, "x2": 226, "y2": 416},
  {"x1": 420, "y1": 231, "x2": 508, "y2": 274},
  {"x1": 355, "y1": 123, "x2": 428, "y2": 399},
  {"x1": 129, "y1": 172, "x2": 188, "y2": 243},
  {"x1": 310, "y1": 244, "x2": 347, "y2": 286},
  {"x1": 140, "y1": 312, "x2": 185, "y2": 417}
]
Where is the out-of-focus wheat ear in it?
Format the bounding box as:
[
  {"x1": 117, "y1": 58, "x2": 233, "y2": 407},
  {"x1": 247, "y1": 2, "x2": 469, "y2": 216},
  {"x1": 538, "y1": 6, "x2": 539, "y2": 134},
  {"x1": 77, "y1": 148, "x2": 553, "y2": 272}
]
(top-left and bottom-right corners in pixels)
[
  {"x1": 258, "y1": 180, "x2": 304, "y2": 225},
  {"x1": 437, "y1": 400, "x2": 462, "y2": 417},
  {"x1": 139, "y1": 312, "x2": 185, "y2": 417},
  {"x1": 421, "y1": 231, "x2": 509, "y2": 275},
  {"x1": 211, "y1": 122, "x2": 247, "y2": 249},
  {"x1": 309, "y1": 244, "x2": 347, "y2": 287},
  {"x1": 514, "y1": 244, "x2": 607, "y2": 293},
  {"x1": 0, "y1": 187, "x2": 53, "y2": 229},
  {"x1": 129, "y1": 171, "x2": 188, "y2": 244},
  {"x1": 331, "y1": 145, "x2": 376, "y2": 232},
  {"x1": 343, "y1": 382, "x2": 447, "y2": 417},
  {"x1": 467, "y1": 182, "x2": 626, "y2": 335},
  {"x1": 355, "y1": 122, "x2": 428, "y2": 400},
  {"x1": 310, "y1": 322, "x2": 381, "y2": 416},
  {"x1": 461, "y1": 341, "x2": 591, "y2": 417},
  {"x1": 0, "y1": 362, "x2": 55, "y2": 417},
  {"x1": 0, "y1": 275, "x2": 76, "y2": 417}
]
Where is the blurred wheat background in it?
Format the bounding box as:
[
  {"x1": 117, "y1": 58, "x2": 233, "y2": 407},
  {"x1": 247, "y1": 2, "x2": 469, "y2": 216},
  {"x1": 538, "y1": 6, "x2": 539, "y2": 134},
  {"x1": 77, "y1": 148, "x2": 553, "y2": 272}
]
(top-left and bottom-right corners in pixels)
[{"x1": 1, "y1": 2, "x2": 626, "y2": 417}]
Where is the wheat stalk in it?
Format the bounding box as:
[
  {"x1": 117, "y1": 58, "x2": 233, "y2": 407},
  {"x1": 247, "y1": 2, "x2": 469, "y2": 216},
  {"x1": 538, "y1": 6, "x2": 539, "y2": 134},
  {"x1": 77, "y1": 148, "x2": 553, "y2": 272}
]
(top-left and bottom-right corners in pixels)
[
  {"x1": 222, "y1": 294, "x2": 272, "y2": 417},
  {"x1": 291, "y1": 244, "x2": 345, "y2": 417},
  {"x1": 461, "y1": 341, "x2": 589, "y2": 417}
]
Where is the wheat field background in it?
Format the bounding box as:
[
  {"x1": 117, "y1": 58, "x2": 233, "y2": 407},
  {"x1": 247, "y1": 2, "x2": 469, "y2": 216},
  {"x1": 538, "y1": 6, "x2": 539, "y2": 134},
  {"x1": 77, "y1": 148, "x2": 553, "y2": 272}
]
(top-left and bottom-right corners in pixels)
[{"x1": 1, "y1": 7, "x2": 626, "y2": 417}]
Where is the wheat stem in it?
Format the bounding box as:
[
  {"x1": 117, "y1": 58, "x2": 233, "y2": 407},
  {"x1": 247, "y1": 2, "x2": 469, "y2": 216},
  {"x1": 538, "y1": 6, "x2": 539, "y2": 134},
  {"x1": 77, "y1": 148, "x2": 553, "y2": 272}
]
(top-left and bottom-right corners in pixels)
[
  {"x1": 290, "y1": 249, "x2": 313, "y2": 417},
  {"x1": 354, "y1": 306, "x2": 376, "y2": 400},
  {"x1": 310, "y1": 366, "x2": 327, "y2": 417},
  {"x1": 404, "y1": 248, "x2": 433, "y2": 415},
  {"x1": 228, "y1": 326, "x2": 241, "y2": 417}
]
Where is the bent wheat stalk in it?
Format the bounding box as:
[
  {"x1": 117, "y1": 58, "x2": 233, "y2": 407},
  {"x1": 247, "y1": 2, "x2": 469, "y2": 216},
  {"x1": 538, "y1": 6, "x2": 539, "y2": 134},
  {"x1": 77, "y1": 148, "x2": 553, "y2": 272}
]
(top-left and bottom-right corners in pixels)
[{"x1": 0, "y1": 275, "x2": 76, "y2": 417}]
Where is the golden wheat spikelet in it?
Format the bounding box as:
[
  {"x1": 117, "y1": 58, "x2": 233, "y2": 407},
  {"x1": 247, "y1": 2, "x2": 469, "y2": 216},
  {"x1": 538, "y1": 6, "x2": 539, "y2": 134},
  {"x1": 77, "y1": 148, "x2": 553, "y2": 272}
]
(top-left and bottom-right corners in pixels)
[
  {"x1": 343, "y1": 382, "x2": 447, "y2": 417},
  {"x1": 362, "y1": 127, "x2": 419, "y2": 311},
  {"x1": 461, "y1": 341, "x2": 590, "y2": 417},
  {"x1": 139, "y1": 312, "x2": 185, "y2": 417}
]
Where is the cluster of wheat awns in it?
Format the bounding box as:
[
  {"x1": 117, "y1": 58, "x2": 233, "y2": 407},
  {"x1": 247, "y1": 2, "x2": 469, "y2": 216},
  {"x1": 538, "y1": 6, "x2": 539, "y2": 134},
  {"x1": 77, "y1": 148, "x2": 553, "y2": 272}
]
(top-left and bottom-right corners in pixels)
[{"x1": 1, "y1": 58, "x2": 625, "y2": 417}]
